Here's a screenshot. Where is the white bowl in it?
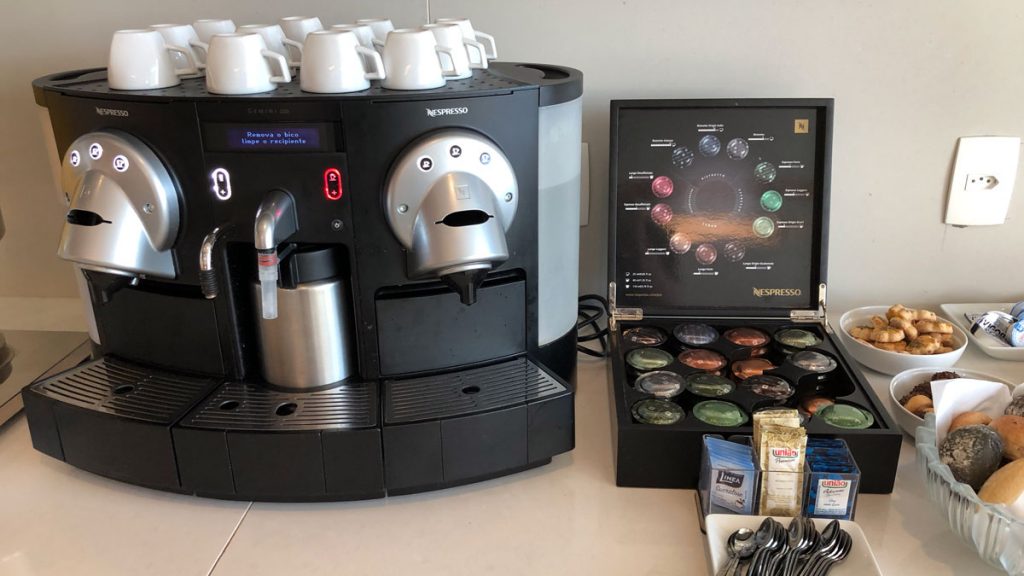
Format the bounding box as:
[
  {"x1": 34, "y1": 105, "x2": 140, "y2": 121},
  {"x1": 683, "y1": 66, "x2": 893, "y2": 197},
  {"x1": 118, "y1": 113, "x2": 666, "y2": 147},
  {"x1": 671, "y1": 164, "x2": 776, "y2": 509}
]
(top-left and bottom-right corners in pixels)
[
  {"x1": 889, "y1": 366, "x2": 1016, "y2": 438},
  {"x1": 836, "y1": 305, "x2": 967, "y2": 375}
]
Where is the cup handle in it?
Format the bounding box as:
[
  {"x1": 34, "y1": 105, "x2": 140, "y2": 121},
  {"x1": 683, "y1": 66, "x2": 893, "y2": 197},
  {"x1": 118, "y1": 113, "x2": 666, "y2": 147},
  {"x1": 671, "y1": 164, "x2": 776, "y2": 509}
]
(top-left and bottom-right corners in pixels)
[
  {"x1": 464, "y1": 38, "x2": 488, "y2": 69},
  {"x1": 165, "y1": 43, "x2": 199, "y2": 76},
  {"x1": 474, "y1": 31, "x2": 497, "y2": 59},
  {"x1": 372, "y1": 37, "x2": 385, "y2": 50},
  {"x1": 434, "y1": 45, "x2": 459, "y2": 77},
  {"x1": 261, "y1": 50, "x2": 292, "y2": 84},
  {"x1": 190, "y1": 40, "x2": 209, "y2": 69},
  {"x1": 282, "y1": 38, "x2": 304, "y2": 67},
  {"x1": 356, "y1": 46, "x2": 386, "y2": 81}
]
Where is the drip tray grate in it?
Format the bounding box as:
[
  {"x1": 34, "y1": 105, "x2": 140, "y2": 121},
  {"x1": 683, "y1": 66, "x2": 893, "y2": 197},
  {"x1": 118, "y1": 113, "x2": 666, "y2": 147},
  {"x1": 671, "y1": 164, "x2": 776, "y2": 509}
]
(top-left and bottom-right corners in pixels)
[
  {"x1": 182, "y1": 381, "x2": 377, "y2": 431},
  {"x1": 29, "y1": 357, "x2": 220, "y2": 423},
  {"x1": 385, "y1": 357, "x2": 567, "y2": 424}
]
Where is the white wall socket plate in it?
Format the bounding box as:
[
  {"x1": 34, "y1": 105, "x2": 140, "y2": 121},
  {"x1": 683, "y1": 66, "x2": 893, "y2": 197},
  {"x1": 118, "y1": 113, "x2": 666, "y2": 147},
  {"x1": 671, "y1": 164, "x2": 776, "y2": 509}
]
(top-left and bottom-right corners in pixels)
[{"x1": 945, "y1": 136, "x2": 1021, "y2": 226}]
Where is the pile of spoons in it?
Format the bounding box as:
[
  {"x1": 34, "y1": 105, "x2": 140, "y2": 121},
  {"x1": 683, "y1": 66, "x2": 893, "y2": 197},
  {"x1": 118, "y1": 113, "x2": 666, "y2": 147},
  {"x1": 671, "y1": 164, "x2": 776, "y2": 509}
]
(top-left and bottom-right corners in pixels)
[{"x1": 717, "y1": 517, "x2": 852, "y2": 576}]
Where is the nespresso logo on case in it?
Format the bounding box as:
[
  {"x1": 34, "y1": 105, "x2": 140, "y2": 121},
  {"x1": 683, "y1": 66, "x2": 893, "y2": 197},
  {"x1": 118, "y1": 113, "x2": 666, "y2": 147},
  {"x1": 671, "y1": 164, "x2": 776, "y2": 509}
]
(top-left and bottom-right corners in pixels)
[
  {"x1": 753, "y1": 287, "x2": 803, "y2": 297},
  {"x1": 95, "y1": 107, "x2": 128, "y2": 117},
  {"x1": 425, "y1": 106, "x2": 469, "y2": 118}
]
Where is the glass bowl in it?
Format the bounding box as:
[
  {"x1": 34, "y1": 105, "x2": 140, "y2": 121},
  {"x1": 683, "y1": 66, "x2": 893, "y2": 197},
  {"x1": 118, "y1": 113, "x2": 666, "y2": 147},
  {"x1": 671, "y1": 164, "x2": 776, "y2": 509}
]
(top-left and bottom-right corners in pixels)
[{"x1": 916, "y1": 414, "x2": 1024, "y2": 574}]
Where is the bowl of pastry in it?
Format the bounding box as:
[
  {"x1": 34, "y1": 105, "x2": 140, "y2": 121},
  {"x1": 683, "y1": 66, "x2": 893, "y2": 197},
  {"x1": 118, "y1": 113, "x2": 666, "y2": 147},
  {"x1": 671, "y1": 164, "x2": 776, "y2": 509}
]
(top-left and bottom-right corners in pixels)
[
  {"x1": 889, "y1": 367, "x2": 1017, "y2": 437},
  {"x1": 837, "y1": 304, "x2": 967, "y2": 375}
]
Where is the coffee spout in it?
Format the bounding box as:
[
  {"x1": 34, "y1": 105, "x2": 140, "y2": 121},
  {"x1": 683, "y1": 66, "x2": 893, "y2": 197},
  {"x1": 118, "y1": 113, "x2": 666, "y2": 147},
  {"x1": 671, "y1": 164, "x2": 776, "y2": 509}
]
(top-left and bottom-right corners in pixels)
[
  {"x1": 442, "y1": 268, "x2": 488, "y2": 306},
  {"x1": 254, "y1": 190, "x2": 298, "y2": 319}
]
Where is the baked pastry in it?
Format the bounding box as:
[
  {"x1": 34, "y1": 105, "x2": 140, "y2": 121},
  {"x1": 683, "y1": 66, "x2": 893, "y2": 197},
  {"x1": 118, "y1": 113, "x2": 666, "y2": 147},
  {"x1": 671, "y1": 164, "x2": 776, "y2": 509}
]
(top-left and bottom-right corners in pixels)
[
  {"x1": 887, "y1": 304, "x2": 915, "y2": 321},
  {"x1": 849, "y1": 326, "x2": 874, "y2": 340},
  {"x1": 950, "y1": 411, "x2": 993, "y2": 432},
  {"x1": 990, "y1": 415, "x2": 1024, "y2": 460},
  {"x1": 915, "y1": 309, "x2": 938, "y2": 322},
  {"x1": 871, "y1": 327, "x2": 905, "y2": 343},
  {"x1": 874, "y1": 341, "x2": 907, "y2": 352},
  {"x1": 903, "y1": 395, "x2": 933, "y2": 417},
  {"x1": 1006, "y1": 397, "x2": 1024, "y2": 417},
  {"x1": 907, "y1": 335, "x2": 942, "y2": 355},
  {"x1": 979, "y1": 459, "x2": 1024, "y2": 506},
  {"x1": 914, "y1": 319, "x2": 953, "y2": 335},
  {"x1": 889, "y1": 317, "x2": 919, "y2": 340}
]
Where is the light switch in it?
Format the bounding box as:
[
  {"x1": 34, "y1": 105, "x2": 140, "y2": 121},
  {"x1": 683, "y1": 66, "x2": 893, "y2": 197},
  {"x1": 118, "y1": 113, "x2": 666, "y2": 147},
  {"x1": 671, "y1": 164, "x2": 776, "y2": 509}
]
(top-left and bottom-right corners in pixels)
[{"x1": 945, "y1": 136, "x2": 1020, "y2": 226}]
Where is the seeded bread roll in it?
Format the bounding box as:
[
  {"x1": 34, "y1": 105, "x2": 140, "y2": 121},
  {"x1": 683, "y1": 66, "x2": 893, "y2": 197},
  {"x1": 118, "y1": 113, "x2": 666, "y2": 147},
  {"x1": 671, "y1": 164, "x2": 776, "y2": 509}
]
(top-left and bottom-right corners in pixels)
[
  {"x1": 979, "y1": 459, "x2": 1024, "y2": 507},
  {"x1": 990, "y1": 415, "x2": 1024, "y2": 461},
  {"x1": 940, "y1": 425, "x2": 1005, "y2": 491}
]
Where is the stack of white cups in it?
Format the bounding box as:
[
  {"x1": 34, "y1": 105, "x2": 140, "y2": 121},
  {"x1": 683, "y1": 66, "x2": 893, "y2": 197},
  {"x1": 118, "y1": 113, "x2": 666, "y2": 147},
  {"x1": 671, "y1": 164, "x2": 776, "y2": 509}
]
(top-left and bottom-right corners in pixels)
[{"x1": 106, "y1": 15, "x2": 498, "y2": 95}]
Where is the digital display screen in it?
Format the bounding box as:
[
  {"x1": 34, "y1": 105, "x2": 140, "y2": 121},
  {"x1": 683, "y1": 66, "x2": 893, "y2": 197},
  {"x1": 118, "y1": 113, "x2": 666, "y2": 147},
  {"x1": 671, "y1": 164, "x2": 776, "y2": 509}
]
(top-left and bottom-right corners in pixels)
[
  {"x1": 203, "y1": 123, "x2": 334, "y2": 152},
  {"x1": 612, "y1": 102, "x2": 829, "y2": 313}
]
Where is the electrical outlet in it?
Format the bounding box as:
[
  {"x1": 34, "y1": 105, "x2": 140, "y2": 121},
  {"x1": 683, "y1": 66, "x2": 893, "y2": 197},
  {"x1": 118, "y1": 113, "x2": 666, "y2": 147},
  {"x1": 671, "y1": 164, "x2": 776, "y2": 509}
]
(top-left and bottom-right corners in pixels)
[
  {"x1": 964, "y1": 174, "x2": 999, "y2": 191},
  {"x1": 945, "y1": 136, "x2": 1021, "y2": 226}
]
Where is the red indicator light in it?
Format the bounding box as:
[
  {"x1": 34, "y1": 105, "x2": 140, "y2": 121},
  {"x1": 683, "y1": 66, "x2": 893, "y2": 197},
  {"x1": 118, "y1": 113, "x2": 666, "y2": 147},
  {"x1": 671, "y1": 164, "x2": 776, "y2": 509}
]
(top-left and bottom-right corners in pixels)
[{"x1": 323, "y1": 168, "x2": 343, "y2": 200}]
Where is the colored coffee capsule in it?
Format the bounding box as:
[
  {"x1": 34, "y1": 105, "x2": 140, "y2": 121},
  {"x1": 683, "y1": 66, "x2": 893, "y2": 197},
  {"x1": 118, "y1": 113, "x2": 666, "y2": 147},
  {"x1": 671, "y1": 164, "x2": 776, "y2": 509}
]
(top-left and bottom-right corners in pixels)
[
  {"x1": 790, "y1": 350, "x2": 838, "y2": 374},
  {"x1": 775, "y1": 328, "x2": 821, "y2": 350},
  {"x1": 635, "y1": 370, "x2": 685, "y2": 398},
  {"x1": 678, "y1": 349, "x2": 728, "y2": 372},
  {"x1": 631, "y1": 398, "x2": 684, "y2": 425},
  {"x1": 801, "y1": 396, "x2": 835, "y2": 415},
  {"x1": 622, "y1": 326, "x2": 668, "y2": 347},
  {"x1": 673, "y1": 322, "x2": 719, "y2": 346},
  {"x1": 731, "y1": 358, "x2": 775, "y2": 381},
  {"x1": 684, "y1": 373, "x2": 735, "y2": 397},
  {"x1": 724, "y1": 327, "x2": 770, "y2": 348},
  {"x1": 693, "y1": 400, "x2": 749, "y2": 427},
  {"x1": 816, "y1": 404, "x2": 874, "y2": 429},
  {"x1": 625, "y1": 347, "x2": 674, "y2": 371},
  {"x1": 741, "y1": 375, "x2": 794, "y2": 399}
]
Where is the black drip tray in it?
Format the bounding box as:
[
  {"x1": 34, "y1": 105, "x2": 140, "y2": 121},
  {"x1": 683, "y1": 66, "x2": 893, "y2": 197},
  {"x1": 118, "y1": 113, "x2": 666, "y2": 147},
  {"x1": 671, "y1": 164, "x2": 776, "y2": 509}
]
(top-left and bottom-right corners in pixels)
[
  {"x1": 30, "y1": 356, "x2": 219, "y2": 423},
  {"x1": 182, "y1": 381, "x2": 377, "y2": 431},
  {"x1": 385, "y1": 357, "x2": 567, "y2": 424}
]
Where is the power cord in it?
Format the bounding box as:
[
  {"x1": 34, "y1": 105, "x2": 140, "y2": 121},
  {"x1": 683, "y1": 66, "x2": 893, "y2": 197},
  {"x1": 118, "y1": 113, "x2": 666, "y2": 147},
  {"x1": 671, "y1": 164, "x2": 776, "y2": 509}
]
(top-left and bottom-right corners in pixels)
[{"x1": 577, "y1": 294, "x2": 610, "y2": 358}]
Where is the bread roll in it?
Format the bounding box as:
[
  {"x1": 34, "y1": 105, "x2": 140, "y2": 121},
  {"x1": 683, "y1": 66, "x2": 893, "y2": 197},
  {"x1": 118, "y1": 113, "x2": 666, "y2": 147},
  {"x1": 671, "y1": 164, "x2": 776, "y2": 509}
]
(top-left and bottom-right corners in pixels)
[
  {"x1": 980, "y1": 459, "x2": 1024, "y2": 506},
  {"x1": 990, "y1": 415, "x2": 1024, "y2": 460},
  {"x1": 950, "y1": 411, "x2": 993, "y2": 432}
]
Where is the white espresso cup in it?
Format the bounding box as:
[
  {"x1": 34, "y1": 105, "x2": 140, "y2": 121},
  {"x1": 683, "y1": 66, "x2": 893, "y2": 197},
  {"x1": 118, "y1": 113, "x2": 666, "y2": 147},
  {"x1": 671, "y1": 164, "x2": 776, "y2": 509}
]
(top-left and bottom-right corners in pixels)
[
  {"x1": 108, "y1": 29, "x2": 198, "y2": 90},
  {"x1": 422, "y1": 23, "x2": 486, "y2": 79},
  {"x1": 279, "y1": 16, "x2": 323, "y2": 43},
  {"x1": 379, "y1": 28, "x2": 457, "y2": 90},
  {"x1": 204, "y1": 33, "x2": 292, "y2": 95},
  {"x1": 356, "y1": 18, "x2": 395, "y2": 47},
  {"x1": 150, "y1": 24, "x2": 207, "y2": 70},
  {"x1": 193, "y1": 19, "x2": 236, "y2": 43},
  {"x1": 330, "y1": 24, "x2": 377, "y2": 70},
  {"x1": 434, "y1": 18, "x2": 496, "y2": 60},
  {"x1": 300, "y1": 30, "x2": 384, "y2": 93},
  {"x1": 238, "y1": 24, "x2": 303, "y2": 67}
]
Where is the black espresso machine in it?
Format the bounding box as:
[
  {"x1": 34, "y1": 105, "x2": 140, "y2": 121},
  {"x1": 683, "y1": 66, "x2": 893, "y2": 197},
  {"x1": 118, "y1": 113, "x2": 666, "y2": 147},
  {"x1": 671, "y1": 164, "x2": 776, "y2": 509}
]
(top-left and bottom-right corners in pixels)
[{"x1": 24, "y1": 62, "x2": 583, "y2": 501}]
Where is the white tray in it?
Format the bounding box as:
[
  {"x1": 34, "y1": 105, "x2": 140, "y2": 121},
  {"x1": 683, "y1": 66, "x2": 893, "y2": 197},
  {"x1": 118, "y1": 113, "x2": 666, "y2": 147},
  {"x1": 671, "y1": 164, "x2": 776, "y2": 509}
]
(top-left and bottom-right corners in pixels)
[
  {"x1": 704, "y1": 515, "x2": 881, "y2": 576},
  {"x1": 940, "y1": 303, "x2": 1024, "y2": 361}
]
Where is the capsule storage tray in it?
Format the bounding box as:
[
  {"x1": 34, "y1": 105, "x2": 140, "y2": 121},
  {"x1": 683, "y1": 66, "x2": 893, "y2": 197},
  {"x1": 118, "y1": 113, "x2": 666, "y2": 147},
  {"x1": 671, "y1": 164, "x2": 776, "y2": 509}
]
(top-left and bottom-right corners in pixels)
[{"x1": 608, "y1": 318, "x2": 901, "y2": 493}]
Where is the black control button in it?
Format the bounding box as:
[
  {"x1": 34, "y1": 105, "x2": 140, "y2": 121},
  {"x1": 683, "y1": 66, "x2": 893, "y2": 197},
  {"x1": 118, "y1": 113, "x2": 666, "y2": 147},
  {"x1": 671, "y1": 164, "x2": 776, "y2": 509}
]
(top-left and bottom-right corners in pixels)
[
  {"x1": 449, "y1": 145, "x2": 462, "y2": 158},
  {"x1": 480, "y1": 152, "x2": 491, "y2": 165},
  {"x1": 418, "y1": 156, "x2": 434, "y2": 172},
  {"x1": 211, "y1": 168, "x2": 232, "y2": 200}
]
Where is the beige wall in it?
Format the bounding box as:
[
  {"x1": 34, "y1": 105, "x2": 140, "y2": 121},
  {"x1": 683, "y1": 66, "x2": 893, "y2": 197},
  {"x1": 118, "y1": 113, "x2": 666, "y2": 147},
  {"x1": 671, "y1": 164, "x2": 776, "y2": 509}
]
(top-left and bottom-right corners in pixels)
[{"x1": 2, "y1": 0, "x2": 1022, "y2": 312}]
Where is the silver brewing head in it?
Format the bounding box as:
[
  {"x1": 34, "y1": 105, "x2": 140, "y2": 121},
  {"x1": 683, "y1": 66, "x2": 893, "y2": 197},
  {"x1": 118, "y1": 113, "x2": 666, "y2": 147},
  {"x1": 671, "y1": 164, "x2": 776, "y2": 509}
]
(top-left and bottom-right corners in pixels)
[{"x1": 384, "y1": 129, "x2": 518, "y2": 306}]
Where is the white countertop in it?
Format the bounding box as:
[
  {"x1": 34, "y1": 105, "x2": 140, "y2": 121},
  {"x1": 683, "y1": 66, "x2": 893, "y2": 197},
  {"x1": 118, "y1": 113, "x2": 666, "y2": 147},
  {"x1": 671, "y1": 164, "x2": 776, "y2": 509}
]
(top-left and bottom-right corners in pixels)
[{"x1": 1, "y1": 298, "x2": 1022, "y2": 575}]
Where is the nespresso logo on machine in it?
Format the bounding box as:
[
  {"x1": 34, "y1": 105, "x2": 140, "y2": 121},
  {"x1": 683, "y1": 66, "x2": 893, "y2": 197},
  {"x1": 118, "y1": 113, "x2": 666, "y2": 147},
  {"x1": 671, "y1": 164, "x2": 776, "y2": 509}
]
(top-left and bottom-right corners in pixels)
[
  {"x1": 425, "y1": 106, "x2": 469, "y2": 118},
  {"x1": 95, "y1": 107, "x2": 129, "y2": 117},
  {"x1": 753, "y1": 287, "x2": 803, "y2": 297}
]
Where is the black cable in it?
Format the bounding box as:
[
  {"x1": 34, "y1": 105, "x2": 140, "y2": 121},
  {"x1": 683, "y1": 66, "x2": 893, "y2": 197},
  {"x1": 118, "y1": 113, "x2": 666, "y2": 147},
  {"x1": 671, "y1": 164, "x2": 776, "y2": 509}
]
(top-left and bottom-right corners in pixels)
[{"x1": 576, "y1": 294, "x2": 610, "y2": 358}]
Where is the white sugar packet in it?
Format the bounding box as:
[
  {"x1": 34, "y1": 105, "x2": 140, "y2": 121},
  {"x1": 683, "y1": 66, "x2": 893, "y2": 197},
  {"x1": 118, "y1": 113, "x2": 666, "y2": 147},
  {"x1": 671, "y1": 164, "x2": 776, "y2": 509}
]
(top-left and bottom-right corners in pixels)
[{"x1": 932, "y1": 378, "x2": 1013, "y2": 446}]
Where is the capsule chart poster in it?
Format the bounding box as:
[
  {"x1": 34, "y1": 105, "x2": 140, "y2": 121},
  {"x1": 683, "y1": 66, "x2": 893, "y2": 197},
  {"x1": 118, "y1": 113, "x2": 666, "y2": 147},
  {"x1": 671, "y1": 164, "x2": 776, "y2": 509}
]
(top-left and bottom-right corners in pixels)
[{"x1": 614, "y1": 106, "x2": 822, "y2": 311}]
